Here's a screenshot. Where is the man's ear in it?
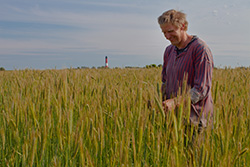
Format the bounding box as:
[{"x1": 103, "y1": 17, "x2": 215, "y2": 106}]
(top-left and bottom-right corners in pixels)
[{"x1": 180, "y1": 23, "x2": 185, "y2": 30}]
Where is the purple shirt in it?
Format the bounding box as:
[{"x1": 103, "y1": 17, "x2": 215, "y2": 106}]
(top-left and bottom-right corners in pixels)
[{"x1": 162, "y1": 37, "x2": 214, "y2": 126}]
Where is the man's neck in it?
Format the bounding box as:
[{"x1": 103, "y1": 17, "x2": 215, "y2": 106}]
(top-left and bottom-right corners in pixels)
[{"x1": 176, "y1": 33, "x2": 193, "y2": 49}]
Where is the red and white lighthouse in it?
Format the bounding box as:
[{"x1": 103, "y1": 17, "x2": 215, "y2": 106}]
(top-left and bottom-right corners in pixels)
[{"x1": 105, "y1": 56, "x2": 108, "y2": 68}]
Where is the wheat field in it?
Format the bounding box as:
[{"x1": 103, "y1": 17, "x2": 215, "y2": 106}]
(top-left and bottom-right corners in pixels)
[{"x1": 0, "y1": 67, "x2": 249, "y2": 166}]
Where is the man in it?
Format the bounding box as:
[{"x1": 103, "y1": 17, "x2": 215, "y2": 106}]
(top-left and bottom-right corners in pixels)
[{"x1": 158, "y1": 9, "x2": 214, "y2": 128}]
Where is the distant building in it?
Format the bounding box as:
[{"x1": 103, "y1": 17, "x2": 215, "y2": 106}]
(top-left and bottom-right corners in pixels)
[{"x1": 105, "y1": 56, "x2": 108, "y2": 68}]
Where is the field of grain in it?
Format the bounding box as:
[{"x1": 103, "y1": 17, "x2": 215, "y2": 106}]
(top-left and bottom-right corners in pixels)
[{"x1": 0, "y1": 67, "x2": 249, "y2": 166}]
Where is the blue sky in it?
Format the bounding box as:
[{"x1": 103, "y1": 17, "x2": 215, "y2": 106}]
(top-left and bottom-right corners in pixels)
[{"x1": 0, "y1": 0, "x2": 249, "y2": 70}]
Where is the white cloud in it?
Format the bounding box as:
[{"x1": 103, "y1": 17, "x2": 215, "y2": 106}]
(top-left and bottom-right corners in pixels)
[{"x1": 213, "y1": 10, "x2": 218, "y2": 16}]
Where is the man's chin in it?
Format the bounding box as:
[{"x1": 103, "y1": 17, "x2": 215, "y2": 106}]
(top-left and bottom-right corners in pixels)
[{"x1": 170, "y1": 41, "x2": 177, "y2": 46}]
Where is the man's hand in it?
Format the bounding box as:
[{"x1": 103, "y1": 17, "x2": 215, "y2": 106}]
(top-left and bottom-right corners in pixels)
[{"x1": 162, "y1": 99, "x2": 176, "y2": 112}]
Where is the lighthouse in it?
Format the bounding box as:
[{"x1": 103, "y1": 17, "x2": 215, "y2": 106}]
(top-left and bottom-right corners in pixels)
[{"x1": 105, "y1": 56, "x2": 108, "y2": 68}]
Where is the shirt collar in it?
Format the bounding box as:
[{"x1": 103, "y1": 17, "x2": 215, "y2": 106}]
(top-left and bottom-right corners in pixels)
[{"x1": 174, "y1": 35, "x2": 198, "y2": 52}]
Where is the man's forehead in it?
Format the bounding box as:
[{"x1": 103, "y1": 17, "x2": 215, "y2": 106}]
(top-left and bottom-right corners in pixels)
[{"x1": 160, "y1": 23, "x2": 177, "y2": 30}]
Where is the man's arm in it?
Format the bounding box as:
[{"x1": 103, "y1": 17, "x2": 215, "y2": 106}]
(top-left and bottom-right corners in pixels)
[
  {"x1": 161, "y1": 48, "x2": 168, "y2": 102},
  {"x1": 191, "y1": 43, "x2": 213, "y2": 104}
]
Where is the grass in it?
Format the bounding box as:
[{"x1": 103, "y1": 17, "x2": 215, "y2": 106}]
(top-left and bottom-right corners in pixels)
[{"x1": 0, "y1": 67, "x2": 249, "y2": 166}]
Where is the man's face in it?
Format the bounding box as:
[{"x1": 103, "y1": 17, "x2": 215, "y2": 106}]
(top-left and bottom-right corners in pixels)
[{"x1": 160, "y1": 23, "x2": 183, "y2": 47}]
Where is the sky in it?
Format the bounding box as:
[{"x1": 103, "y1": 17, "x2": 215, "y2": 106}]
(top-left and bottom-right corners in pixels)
[{"x1": 0, "y1": 0, "x2": 250, "y2": 70}]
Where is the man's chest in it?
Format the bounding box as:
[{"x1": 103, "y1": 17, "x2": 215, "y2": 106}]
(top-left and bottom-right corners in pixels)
[{"x1": 165, "y1": 52, "x2": 194, "y2": 75}]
